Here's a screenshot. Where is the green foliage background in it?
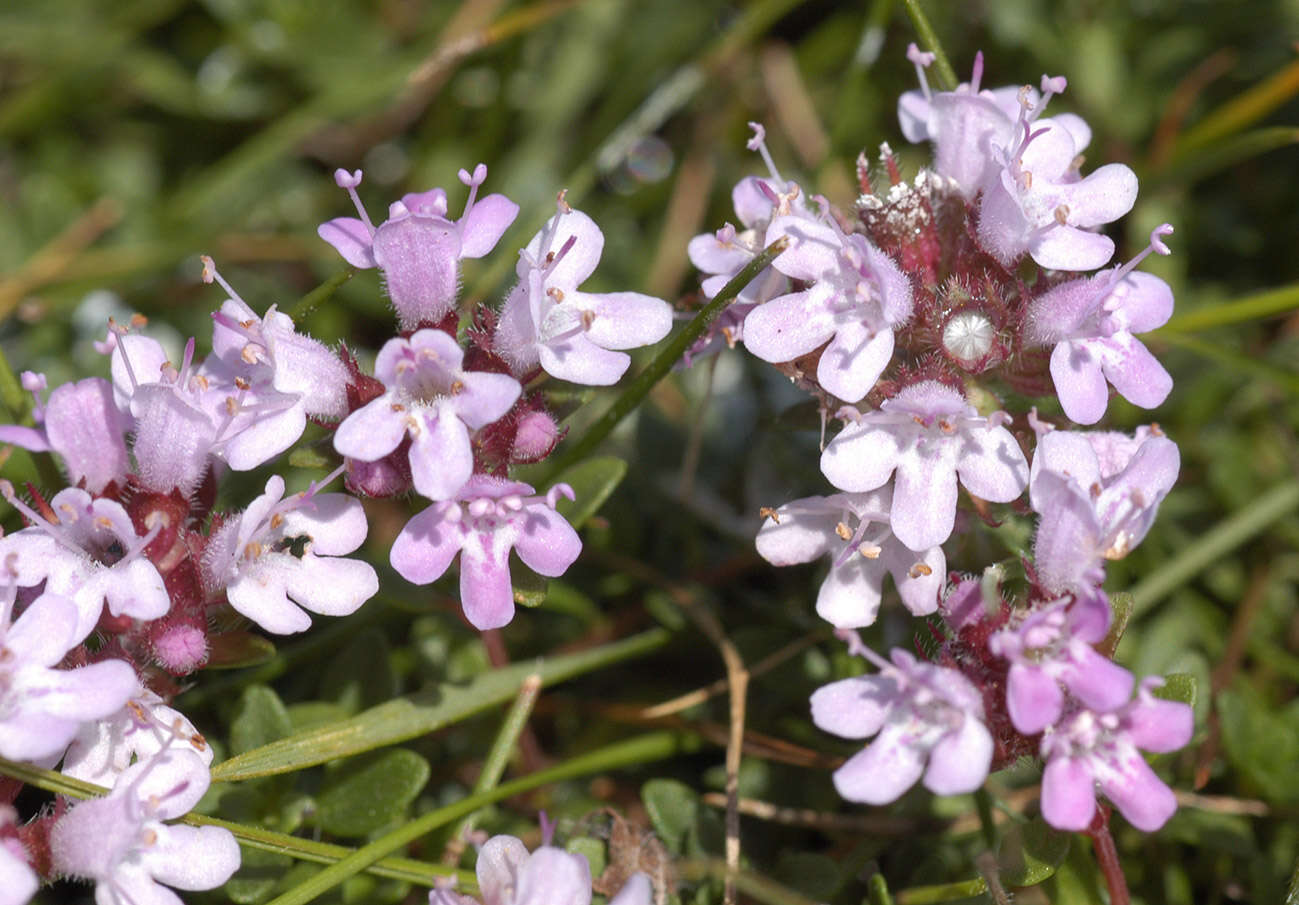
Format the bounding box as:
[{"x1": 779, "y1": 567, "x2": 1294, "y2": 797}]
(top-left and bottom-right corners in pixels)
[{"x1": 2, "y1": 0, "x2": 1298, "y2": 902}]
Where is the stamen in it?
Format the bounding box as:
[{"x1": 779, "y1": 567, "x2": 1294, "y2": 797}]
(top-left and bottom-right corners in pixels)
[
  {"x1": 969, "y1": 51, "x2": 984, "y2": 94},
  {"x1": 1096, "y1": 223, "x2": 1175, "y2": 299},
  {"x1": 746, "y1": 121, "x2": 785, "y2": 187},
  {"x1": 333, "y1": 168, "x2": 376, "y2": 236},
  {"x1": 457, "y1": 163, "x2": 489, "y2": 217},
  {"x1": 906, "y1": 43, "x2": 935, "y2": 102},
  {"x1": 759, "y1": 506, "x2": 780, "y2": 524}
]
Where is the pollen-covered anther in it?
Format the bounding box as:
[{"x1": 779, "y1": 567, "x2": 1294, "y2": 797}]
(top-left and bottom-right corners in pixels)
[
  {"x1": 759, "y1": 506, "x2": 780, "y2": 524},
  {"x1": 721, "y1": 326, "x2": 737, "y2": 348},
  {"x1": 242, "y1": 541, "x2": 264, "y2": 559},
  {"x1": 910, "y1": 562, "x2": 933, "y2": 578},
  {"x1": 835, "y1": 521, "x2": 852, "y2": 541},
  {"x1": 547, "y1": 287, "x2": 564, "y2": 303},
  {"x1": 269, "y1": 513, "x2": 284, "y2": 530},
  {"x1": 938, "y1": 419, "x2": 955, "y2": 434},
  {"x1": 1054, "y1": 204, "x2": 1070, "y2": 226},
  {"x1": 858, "y1": 542, "x2": 882, "y2": 560},
  {"x1": 234, "y1": 377, "x2": 251, "y2": 390},
  {"x1": 389, "y1": 402, "x2": 405, "y2": 412},
  {"x1": 95, "y1": 516, "x2": 113, "y2": 530},
  {"x1": 241, "y1": 346, "x2": 260, "y2": 365},
  {"x1": 450, "y1": 379, "x2": 465, "y2": 395},
  {"x1": 224, "y1": 398, "x2": 239, "y2": 415},
  {"x1": 580, "y1": 309, "x2": 597, "y2": 330}
]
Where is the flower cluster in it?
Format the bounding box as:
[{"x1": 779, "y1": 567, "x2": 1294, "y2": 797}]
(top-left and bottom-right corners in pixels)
[
  {"x1": 691, "y1": 48, "x2": 1191, "y2": 834},
  {"x1": 318, "y1": 169, "x2": 671, "y2": 628}
]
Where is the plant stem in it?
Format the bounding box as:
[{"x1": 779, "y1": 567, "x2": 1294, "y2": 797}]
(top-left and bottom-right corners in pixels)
[
  {"x1": 900, "y1": 0, "x2": 958, "y2": 91},
  {"x1": 264, "y1": 731, "x2": 701, "y2": 905},
  {"x1": 538, "y1": 237, "x2": 788, "y2": 482},
  {"x1": 1086, "y1": 809, "x2": 1131, "y2": 905}
]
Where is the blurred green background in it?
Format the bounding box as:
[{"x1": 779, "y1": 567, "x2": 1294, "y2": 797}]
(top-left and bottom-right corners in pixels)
[{"x1": 3, "y1": 1, "x2": 1299, "y2": 903}]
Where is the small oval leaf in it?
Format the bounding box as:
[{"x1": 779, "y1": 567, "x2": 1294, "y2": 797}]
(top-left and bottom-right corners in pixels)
[{"x1": 315, "y1": 749, "x2": 431, "y2": 838}]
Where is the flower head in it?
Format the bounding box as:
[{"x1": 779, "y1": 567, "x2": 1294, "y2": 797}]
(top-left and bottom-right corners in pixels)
[
  {"x1": 812, "y1": 644, "x2": 992, "y2": 804},
  {"x1": 389, "y1": 476, "x2": 581, "y2": 631}
]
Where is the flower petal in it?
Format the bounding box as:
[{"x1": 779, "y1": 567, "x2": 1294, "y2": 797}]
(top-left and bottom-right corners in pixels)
[{"x1": 1041, "y1": 756, "x2": 1097, "y2": 831}]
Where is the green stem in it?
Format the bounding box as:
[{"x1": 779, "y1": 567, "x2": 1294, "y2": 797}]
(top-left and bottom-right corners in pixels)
[
  {"x1": 900, "y1": 0, "x2": 957, "y2": 91},
  {"x1": 444, "y1": 672, "x2": 543, "y2": 849},
  {"x1": 0, "y1": 757, "x2": 470, "y2": 888},
  {"x1": 539, "y1": 237, "x2": 788, "y2": 482},
  {"x1": 288, "y1": 268, "x2": 354, "y2": 321},
  {"x1": 973, "y1": 787, "x2": 997, "y2": 850},
  {"x1": 1156, "y1": 281, "x2": 1299, "y2": 333},
  {"x1": 0, "y1": 343, "x2": 24, "y2": 419},
  {"x1": 894, "y1": 877, "x2": 988, "y2": 905},
  {"x1": 265, "y1": 731, "x2": 700, "y2": 905},
  {"x1": 868, "y1": 873, "x2": 897, "y2": 905},
  {"x1": 1130, "y1": 480, "x2": 1299, "y2": 616}
]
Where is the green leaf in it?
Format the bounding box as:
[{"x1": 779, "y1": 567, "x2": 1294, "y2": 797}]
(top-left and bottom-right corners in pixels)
[
  {"x1": 566, "y1": 836, "x2": 607, "y2": 879},
  {"x1": 228, "y1": 848, "x2": 295, "y2": 905},
  {"x1": 998, "y1": 817, "x2": 1071, "y2": 886},
  {"x1": 231, "y1": 686, "x2": 294, "y2": 757},
  {"x1": 315, "y1": 749, "x2": 431, "y2": 838},
  {"x1": 641, "y1": 778, "x2": 700, "y2": 854},
  {"x1": 1153, "y1": 673, "x2": 1197, "y2": 707},
  {"x1": 1097, "y1": 591, "x2": 1133, "y2": 658},
  {"x1": 212, "y1": 629, "x2": 670, "y2": 782},
  {"x1": 551, "y1": 455, "x2": 628, "y2": 531},
  {"x1": 775, "y1": 851, "x2": 841, "y2": 899},
  {"x1": 1218, "y1": 688, "x2": 1299, "y2": 802}
]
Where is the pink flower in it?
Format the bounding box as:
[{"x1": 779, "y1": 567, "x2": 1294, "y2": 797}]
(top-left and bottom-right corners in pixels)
[
  {"x1": 812, "y1": 644, "x2": 992, "y2": 804},
  {"x1": 1024, "y1": 226, "x2": 1176, "y2": 424},
  {"x1": 62, "y1": 685, "x2": 212, "y2": 787},
  {"x1": 50, "y1": 749, "x2": 240, "y2": 903},
  {"x1": 390, "y1": 476, "x2": 582, "y2": 631},
  {"x1": 493, "y1": 203, "x2": 672, "y2": 386},
  {"x1": 1040, "y1": 679, "x2": 1193, "y2": 832},
  {"x1": 0, "y1": 587, "x2": 137, "y2": 762},
  {"x1": 0, "y1": 484, "x2": 169, "y2": 641},
  {"x1": 319, "y1": 165, "x2": 519, "y2": 329},
  {"x1": 754, "y1": 489, "x2": 944, "y2": 628},
  {"x1": 0, "y1": 374, "x2": 129, "y2": 494},
  {"x1": 202, "y1": 473, "x2": 378, "y2": 634},
  {"x1": 744, "y1": 214, "x2": 912, "y2": 402},
  {"x1": 989, "y1": 597, "x2": 1133, "y2": 734},
  {"x1": 820, "y1": 381, "x2": 1028, "y2": 550},
  {"x1": 333, "y1": 329, "x2": 521, "y2": 502}
]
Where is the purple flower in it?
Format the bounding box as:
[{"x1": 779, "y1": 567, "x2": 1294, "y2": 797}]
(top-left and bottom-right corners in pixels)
[
  {"x1": 319, "y1": 166, "x2": 519, "y2": 329},
  {"x1": 0, "y1": 484, "x2": 169, "y2": 642},
  {"x1": 1040, "y1": 678, "x2": 1193, "y2": 832},
  {"x1": 199, "y1": 257, "x2": 351, "y2": 469},
  {"x1": 1030, "y1": 426, "x2": 1179, "y2": 596},
  {"x1": 333, "y1": 329, "x2": 521, "y2": 501},
  {"x1": 0, "y1": 373, "x2": 129, "y2": 494},
  {"x1": 493, "y1": 202, "x2": 672, "y2": 386},
  {"x1": 202, "y1": 473, "x2": 378, "y2": 634},
  {"x1": 0, "y1": 588, "x2": 137, "y2": 762},
  {"x1": 820, "y1": 381, "x2": 1029, "y2": 550},
  {"x1": 989, "y1": 597, "x2": 1133, "y2": 734},
  {"x1": 50, "y1": 748, "x2": 241, "y2": 903},
  {"x1": 62, "y1": 685, "x2": 212, "y2": 787},
  {"x1": 1024, "y1": 226, "x2": 1176, "y2": 424},
  {"x1": 475, "y1": 835, "x2": 591, "y2": 905},
  {"x1": 110, "y1": 332, "x2": 221, "y2": 496},
  {"x1": 754, "y1": 489, "x2": 944, "y2": 628},
  {"x1": 976, "y1": 94, "x2": 1137, "y2": 271},
  {"x1": 812, "y1": 645, "x2": 992, "y2": 804},
  {"x1": 743, "y1": 214, "x2": 912, "y2": 402},
  {"x1": 389, "y1": 476, "x2": 581, "y2": 631},
  {"x1": 898, "y1": 50, "x2": 1136, "y2": 271}
]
